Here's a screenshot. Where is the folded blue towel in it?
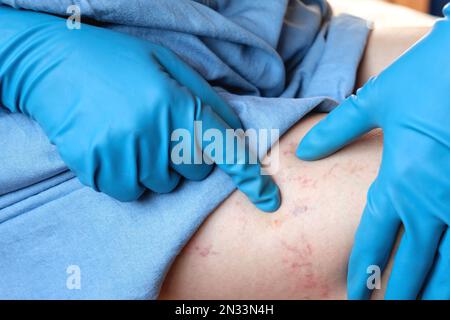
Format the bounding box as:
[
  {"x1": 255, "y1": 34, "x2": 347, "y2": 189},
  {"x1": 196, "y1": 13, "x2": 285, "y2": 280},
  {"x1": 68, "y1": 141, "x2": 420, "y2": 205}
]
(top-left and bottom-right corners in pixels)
[{"x1": 0, "y1": 0, "x2": 369, "y2": 299}]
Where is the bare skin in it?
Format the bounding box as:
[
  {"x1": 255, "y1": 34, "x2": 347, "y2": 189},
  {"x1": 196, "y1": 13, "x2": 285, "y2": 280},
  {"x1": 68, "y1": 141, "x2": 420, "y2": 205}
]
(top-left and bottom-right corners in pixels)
[{"x1": 159, "y1": 5, "x2": 434, "y2": 300}]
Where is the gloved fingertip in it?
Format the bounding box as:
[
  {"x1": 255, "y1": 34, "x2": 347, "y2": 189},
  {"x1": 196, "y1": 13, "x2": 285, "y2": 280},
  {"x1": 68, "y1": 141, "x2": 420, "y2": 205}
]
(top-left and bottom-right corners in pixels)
[
  {"x1": 295, "y1": 137, "x2": 322, "y2": 161},
  {"x1": 108, "y1": 186, "x2": 146, "y2": 202},
  {"x1": 254, "y1": 181, "x2": 281, "y2": 213}
]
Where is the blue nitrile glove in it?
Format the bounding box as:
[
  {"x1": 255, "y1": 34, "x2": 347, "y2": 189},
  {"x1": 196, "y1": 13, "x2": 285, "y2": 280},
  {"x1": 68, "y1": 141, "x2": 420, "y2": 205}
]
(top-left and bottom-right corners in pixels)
[
  {"x1": 297, "y1": 5, "x2": 450, "y2": 299},
  {"x1": 0, "y1": 6, "x2": 280, "y2": 212}
]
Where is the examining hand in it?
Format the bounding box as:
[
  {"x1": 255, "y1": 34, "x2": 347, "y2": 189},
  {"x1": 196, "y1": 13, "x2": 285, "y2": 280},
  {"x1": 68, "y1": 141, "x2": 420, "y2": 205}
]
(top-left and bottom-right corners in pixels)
[
  {"x1": 297, "y1": 5, "x2": 450, "y2": 299},
  {"x1": 0, "y1": 6, "x2": 280, "y2": 212}
]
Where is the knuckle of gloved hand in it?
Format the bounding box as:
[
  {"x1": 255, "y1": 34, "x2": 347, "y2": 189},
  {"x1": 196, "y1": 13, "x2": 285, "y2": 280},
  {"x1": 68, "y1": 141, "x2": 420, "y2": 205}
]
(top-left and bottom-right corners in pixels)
[
  {"x1": 148, "y1": 84, "x2": 175, "y2": 114},
  {"x1": 67, "y1": 126, "x2": 123, "y2": 185},
  {"x1": 108, "y1": 185, "x2": 143, "y2": 202},
  {"x1": 112, "y1": 115, "x2": 145, "y2": 139},
  {"x1": 383, "y1": 151, "x2": 415, "y2": 186},
  {"x1": 386, "y1": 174, "x2": 406, "y2": 197},
  {"x1": 355, "y1": 82, "x2": 377, "y2": 113},
  {"x1": 85, "y1": 137, "x2": 144, "y2": 202},
  {"x1": 113, "y1": 99, "x2": 159, "y2": 138},
  {"x1": 63, "y1": 142, "x2": 99, "y2": 191}
]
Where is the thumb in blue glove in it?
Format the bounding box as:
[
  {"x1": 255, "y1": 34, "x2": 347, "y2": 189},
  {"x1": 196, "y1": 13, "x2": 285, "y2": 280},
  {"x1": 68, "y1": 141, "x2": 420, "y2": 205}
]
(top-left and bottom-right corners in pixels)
[
  {"x1": 0, "y1": 6, "x2": 280, "y2": 212},
  {"x1": 297, "y1": 4, "x2": 450, "y2": 299}
]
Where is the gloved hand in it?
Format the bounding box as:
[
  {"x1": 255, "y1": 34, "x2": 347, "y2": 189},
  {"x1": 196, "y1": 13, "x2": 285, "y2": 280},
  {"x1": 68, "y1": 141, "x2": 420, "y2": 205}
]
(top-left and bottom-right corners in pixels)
[
  {"x1": 0, "y1": 6, "x2": 280, "y2": 212},
  {"x1": 297, "y1": 5, "x2": 450, "y2": 299}
]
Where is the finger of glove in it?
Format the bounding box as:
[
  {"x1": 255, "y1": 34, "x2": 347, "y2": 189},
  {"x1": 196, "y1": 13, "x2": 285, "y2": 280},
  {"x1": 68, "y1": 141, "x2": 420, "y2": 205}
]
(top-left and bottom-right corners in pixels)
[
  {"x1": 385, "y1": 218, "x2": 445, "y2": 300},
  {"x1": 148, "y1": 63, "x2": 217, "y2": 182},
  {"x1": 198, "y1": 104, "x2": 281, "y2": 213},
  {"x1": 421, "y1": 227, "x2": 450, "y2": 300},
  {"x1": 347, "y1": 180, "x2": 401, "y2": 300},
  {"x1": 297, "y1": 94, "x2": 376, "y2": 161},
  {"x1": 101, "y1": 121, "x2": 182, "y2": 197},
  {"x1": 152, "y1": 46, "x2": 242, "y2": 130}
]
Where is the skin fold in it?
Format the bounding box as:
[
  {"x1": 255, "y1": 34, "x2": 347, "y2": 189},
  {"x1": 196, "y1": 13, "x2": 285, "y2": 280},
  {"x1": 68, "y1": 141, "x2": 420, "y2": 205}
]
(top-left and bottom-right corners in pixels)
[{"x1": 159, "y1": 8, "x2": 434, "y2": 300}]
